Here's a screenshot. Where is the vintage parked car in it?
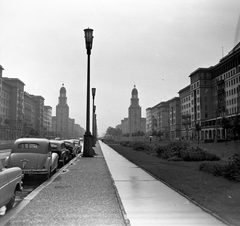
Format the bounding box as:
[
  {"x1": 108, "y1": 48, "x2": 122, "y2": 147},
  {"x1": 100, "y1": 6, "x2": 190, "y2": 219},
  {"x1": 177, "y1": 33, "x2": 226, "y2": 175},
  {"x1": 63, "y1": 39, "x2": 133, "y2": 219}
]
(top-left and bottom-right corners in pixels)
[
  {"x1": 0, "y1": 161, "x2": 23, "y2": 210},
  {"x1": 5, "y1": 138, "x2": 59, "y2": 180},
  {"x1": 63, "y1": 140, "x2": 77, "y2": 159},
  {"x1": 71, "y1": 139, "x2": 82, "y2": 154},
  {"x1": 49, "y1": 140, "x2": 70, "y2": 166}
]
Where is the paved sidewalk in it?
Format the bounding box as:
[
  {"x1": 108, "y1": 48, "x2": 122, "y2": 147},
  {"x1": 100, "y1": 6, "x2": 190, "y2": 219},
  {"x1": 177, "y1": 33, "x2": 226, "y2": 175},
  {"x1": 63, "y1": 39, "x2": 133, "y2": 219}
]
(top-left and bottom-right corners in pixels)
[
  {"x1": 2, "y1": 142, "x2": 128, "y2": 226},
  {"x1": 100, "y1": 141, "x2": 228, "y2": 226}
]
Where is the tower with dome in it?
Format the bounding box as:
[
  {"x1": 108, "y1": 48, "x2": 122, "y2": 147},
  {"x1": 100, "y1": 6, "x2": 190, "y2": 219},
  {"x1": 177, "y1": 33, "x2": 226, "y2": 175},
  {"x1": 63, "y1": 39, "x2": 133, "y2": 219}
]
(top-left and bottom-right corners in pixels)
[
  {"x1": 128, "y1": 85, "x2": 146, "y2": 136},
  {"x1": 56, "y1": 84, "x2": 69, "y2": 138}
]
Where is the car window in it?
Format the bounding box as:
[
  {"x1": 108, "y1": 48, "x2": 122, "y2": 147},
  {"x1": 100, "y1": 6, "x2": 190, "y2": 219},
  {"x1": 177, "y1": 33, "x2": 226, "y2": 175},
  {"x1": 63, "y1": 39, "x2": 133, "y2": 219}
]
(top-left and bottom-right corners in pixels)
[
  {"x1": 18, "y1": 143, "x2": 39, "y2": 149},
  {"x1": 65, "y1": 142, "x2": 71, "y2": 146},
  {"x1": 50, "y1": 143, "x2": 58, "y2": 150},
  {"x1": 0, "y1": 161, "x2": 3, "y2": 171}
]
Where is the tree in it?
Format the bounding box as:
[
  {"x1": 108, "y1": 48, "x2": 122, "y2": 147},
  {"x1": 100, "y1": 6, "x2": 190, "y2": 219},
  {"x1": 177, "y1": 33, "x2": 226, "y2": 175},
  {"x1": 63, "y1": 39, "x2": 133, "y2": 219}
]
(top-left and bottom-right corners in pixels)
[
  {"x1": 195, "y1": 123, "x2": 201, "y2": 144},
  {"x1": 221, "y1": 117, "x2": 232, "y2": 144},
  {"x1": 151, "y1": 130, "x2": 163, "y2": 141},
  {"x1": 232, "y1": 115, "x2": 240, "y2": 142},
  {"x1": 182, "y1": 114, "x2": 191, "y2": 140},
  {"x1": 106, "y1": 126, "x2": 122, "y2": 139}
]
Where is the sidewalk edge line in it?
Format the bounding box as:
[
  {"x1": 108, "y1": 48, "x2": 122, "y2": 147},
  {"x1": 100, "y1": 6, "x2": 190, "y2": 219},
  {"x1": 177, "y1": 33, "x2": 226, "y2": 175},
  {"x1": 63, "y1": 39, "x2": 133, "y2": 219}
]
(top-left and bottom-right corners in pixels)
[{"x1": 99, "y1": 141, "x2": 131, "y2": 226}]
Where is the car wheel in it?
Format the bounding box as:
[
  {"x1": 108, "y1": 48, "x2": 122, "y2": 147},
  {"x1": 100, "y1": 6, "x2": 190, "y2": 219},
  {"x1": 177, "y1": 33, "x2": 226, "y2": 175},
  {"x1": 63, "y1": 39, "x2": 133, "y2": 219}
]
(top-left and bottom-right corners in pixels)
[
  {"x1": 6, "y1": 189, "x2": 16, "y2": 210},
  {"x1": 46, "y1": 167, "x2": 51, "y2": 180},
  {"x1": 62, "y1": 157, "x2": 66, "y2": 167}
]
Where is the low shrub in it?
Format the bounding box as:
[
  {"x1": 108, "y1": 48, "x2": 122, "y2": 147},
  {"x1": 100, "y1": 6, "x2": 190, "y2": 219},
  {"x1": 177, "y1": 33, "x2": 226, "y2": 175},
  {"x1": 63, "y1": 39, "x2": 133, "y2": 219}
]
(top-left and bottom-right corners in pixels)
[
  {"x1": 132, "y1": 141, "x2": 152, "y2": 152},
  {"x1": 120, "y1": 141, "x2": 133, "y2": 147},
  {"x1": 155, "y1": 141, "x2": 220, "y2": 161},
  {"x1": 222, "y1": 154, "x2": 240, "y2": 181},
  {"x1": 154, "y1": 141, "x2": 189, "y2": 159},
  {"x1": 180, "y1": 147, "x2": 220, "y2": 161},
  {"x1": 199, "y1": 162, "x2": 225, "y2": 176},
  {"x1": 199, "y1": 154, "x2": 240, "y2": 182}
]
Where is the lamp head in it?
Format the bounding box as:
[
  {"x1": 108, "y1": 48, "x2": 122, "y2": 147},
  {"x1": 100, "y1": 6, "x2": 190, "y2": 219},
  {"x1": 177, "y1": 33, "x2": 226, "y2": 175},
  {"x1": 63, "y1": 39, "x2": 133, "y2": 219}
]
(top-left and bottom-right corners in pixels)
[
  {"x1": 92, "y1": 87, "x2": 96, "y2": 97},
  {"x1": 84, "y1": 28, "x2": 94, "y2": 54}
]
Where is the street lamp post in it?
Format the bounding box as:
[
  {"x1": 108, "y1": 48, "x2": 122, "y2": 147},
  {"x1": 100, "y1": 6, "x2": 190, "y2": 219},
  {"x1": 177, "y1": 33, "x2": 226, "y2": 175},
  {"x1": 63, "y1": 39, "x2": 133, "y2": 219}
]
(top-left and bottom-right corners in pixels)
[
  {"x1": 83, "y1": 28, "x2": 94, "y2": 157},
  {"x1": 94, "y1": 110, "x2": 97, "y2": 140},
  {"x1": 92, "y1": 87, "x2": 96, "y2": 146}
]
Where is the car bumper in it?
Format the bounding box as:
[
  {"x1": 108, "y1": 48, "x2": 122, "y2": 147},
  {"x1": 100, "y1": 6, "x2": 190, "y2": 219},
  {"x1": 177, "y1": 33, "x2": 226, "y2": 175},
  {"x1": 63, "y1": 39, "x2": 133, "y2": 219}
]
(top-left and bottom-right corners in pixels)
[{"x1": 22, "y1": 169, "x2": 48, "y2": 175}]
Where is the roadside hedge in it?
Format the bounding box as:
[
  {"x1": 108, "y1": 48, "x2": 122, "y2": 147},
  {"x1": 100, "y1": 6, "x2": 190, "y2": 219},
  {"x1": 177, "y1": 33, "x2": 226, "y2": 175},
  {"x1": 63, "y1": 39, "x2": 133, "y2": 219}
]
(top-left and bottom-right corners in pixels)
[
  {"x1": 120, "y1": 141, "x2": 220, "y2": 161},
  {"x1": 154, "y1": 141, "x2": 220, "y2": 161},
  {"x1": 199, "y1": 154, "x2": 240, "y2": 181}
]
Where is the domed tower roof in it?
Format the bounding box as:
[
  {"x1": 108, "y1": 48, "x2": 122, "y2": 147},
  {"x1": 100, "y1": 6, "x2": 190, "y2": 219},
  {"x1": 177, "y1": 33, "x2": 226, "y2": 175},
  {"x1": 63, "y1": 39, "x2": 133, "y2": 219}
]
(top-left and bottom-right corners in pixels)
[
  {"x1": 132, "y1": 85, "x2": 138, "y2": 95},
  {"x1": 60, "y1": 84, "x2": 66, "y2": 94}
]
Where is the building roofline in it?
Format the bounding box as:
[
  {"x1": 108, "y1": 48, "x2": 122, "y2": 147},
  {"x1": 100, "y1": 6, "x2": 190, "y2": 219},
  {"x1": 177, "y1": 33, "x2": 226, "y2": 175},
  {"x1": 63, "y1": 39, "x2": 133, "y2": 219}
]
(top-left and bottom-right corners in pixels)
[
  {"x1": 167, "y1": 96, "x2": 180, "y2": 102},
  {"x1": 178, "y1": 85, "x2": 190, "y2": 94},
  {"x1": 2, "y1": 77, "x2": 25, "y2": 85},
  {"x1": 44, "y1": 105, "x2": 52, "y2": 109},
  {"x1": 189, "y1": 67, "x2": 213, "y2": 77}
]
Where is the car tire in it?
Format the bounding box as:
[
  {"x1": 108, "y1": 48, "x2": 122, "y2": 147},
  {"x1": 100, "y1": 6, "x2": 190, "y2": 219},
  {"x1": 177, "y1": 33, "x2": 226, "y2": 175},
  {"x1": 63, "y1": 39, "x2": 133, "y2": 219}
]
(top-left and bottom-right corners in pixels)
[
  {"x1": 62, "y1": 157, "x2": 66, "y2": 167},
  {"x1": 46, "y1": 167, "x2": 51, "y2": 180},
  {"x1": 6, "y1": 189, "x2": 16, "y2": 210}
]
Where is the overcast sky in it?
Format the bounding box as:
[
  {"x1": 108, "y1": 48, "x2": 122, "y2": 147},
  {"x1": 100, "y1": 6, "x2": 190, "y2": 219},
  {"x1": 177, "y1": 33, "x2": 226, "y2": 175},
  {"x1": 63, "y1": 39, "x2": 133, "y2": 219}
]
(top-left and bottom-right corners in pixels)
[{"x1": 0, "y1": 0, "x2": 240, "y2": 136}]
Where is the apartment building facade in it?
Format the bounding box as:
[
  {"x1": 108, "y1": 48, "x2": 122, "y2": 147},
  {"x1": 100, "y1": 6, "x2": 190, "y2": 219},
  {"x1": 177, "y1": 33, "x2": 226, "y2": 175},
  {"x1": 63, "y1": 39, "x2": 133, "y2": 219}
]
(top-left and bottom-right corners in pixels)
[
  {"x1": 146, "y1": 101, "x2": 169, "y2": 139},
  {"x1": 169, "y1": 97, "x2": 181, "y2": 140},
  {"x1": 0, "y1": 66, "x2": 84, "y2": 139},
  {"x1": 23, "y1": 92, "x2": 37, "y2": 135},
  {"x1": 0, "y1": 66, "x2": 25, "y2": 139},
  {"x1": 43, "y1": 106, "x2": 52, "y2": 136},
  {"x1": 121, "y1": 118, "x2": 129, "y2": 135},
  {"x1": 179, "y1": 85, "x2": 191, "y2": 140},
  {"x1": 198, "y1": 43, "x2": 240, "y2": 140},
  {"x1": 148, "y1": 42, "x2": 240, "y2": 141}
]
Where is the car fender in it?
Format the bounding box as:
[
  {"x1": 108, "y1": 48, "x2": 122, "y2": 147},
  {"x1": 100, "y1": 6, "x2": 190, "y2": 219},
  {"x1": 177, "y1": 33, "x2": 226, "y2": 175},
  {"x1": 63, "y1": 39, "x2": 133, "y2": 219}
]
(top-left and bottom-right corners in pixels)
[
  {"x1": 51, "y1": 153, "x2": 59, "y2": 170},
  {"x1": 5, "y1": 156, "x2": 9, "y2": 168},
  {"x1": 61, "y1": 150, "x2": 66, "y2": 159},
  {"x1": 6, "y1": 167, "x2": 23, "y2": 192},
  {"x1": 44, "y1": 156, "x2": 51, "y2": 171}
]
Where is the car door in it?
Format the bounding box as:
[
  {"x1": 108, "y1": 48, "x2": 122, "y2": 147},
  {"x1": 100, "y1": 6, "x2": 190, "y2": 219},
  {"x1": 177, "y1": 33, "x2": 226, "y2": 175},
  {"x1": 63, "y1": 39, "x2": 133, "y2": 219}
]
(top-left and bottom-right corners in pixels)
[{"x1": 0, "y1": 162, "x2": 10, "y2": 207}]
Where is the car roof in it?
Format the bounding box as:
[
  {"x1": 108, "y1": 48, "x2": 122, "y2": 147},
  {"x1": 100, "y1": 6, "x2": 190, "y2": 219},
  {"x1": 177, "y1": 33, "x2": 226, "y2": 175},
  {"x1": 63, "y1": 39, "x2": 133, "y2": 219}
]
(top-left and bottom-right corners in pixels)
[
  {"x1": 49, "y1": 140, "x2": 64, "y2": 144},
  {"x1": 12, "y1": 138, "x2": 50, "y2": 153},
  {"x1": 14, "y1": 138, "x2": 49, "y2": 144},
  {"x1": 63, "y1": 140, "x2": 74, "y2": 143}
]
